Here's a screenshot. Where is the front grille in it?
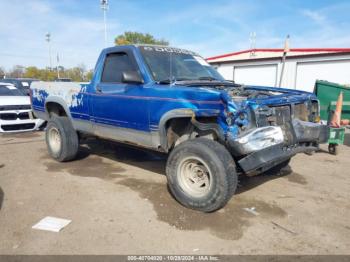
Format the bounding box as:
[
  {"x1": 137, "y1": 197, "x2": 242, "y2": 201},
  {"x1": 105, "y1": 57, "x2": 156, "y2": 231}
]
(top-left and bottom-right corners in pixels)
[
  {"x1": 273, "y1": 105, "x2": 291, "y2": 125},
  {"x1": 254, "y1": 105, "x2": 296, "y2": 145},
  {"x1": 0, "y1": 112, "x2": 30, "y2": 120},
  {"x1": 18, "y1": 112, "x2": 30, "y2": 119},
  {"x1": 254, "y1": 101, "x2": 319, "y2": 145},
  {"x1": 1, "y1": 123, "x2": 35, "y2": 131},
  {"x1": 293, "y1": 103, "x2": 309, "y2": 121},
  {"x1": 0, "y1": 113, "x2": 17, "y2": 120},
  {"x1": 255, "y1": 105, "x2": 292, "y2": 127},
  {"x1": 0, "y1": 105, "x2": 31, "y2": 111},
  {"x1": 293, "y1": 101, "x2": 319, "y2": 122},
  {"x1": 271, "y1": 105, "x2": 296, "y2": 145}
]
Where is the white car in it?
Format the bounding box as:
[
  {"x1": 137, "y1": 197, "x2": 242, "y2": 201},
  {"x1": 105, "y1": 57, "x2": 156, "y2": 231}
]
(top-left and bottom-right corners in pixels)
[{"x1": 0, "y1": 82, "x2": 45, "y2": 133}]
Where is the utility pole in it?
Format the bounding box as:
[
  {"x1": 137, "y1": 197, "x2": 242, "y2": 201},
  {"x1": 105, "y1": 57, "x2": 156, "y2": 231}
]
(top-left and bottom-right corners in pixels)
[
  {"x1": 278, "y1": 35, "x2": 290, "y2": 87},
  {"x1": 56, "y1": 53, "x2": 60, "y2": 79},
  {"x1": 100, "y1": 0, "x2": 109, "y2": 47},
  {"x1": 45, "y1": 32, "x2": 52, "y2": 70},
  {"x1": 249, "y1": 32, "x2": 256, "y2": 57}
]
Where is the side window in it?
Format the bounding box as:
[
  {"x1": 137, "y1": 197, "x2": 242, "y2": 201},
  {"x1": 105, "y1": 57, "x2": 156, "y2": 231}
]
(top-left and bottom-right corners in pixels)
[{"x1": 101, "y1": 53, "x2": 136, "y2": 83}]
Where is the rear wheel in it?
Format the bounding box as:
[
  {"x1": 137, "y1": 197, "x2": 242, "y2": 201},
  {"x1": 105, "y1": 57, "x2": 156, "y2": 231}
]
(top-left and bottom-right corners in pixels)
[
  {"x1": 46, "y1": 116, "x2": 79, "y2": 162},
  {"x1": 166, "y1": 138, "x2": 237, "y2": 212}
]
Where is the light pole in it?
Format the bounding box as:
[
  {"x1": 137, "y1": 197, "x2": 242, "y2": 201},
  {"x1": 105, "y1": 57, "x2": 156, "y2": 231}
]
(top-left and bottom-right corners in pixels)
[
  {"x1": 278, "y1": 35, "x2": 290, "y2": 88},
  {"x1": 56, "y1": 53, "x2": 60, "y2": 79},
  {"x1": 45, "y1": 32, "x2": 52, "y2": 70},
  {"x1": 100, "y1": 0, "x2": 109, "y2": 47}
]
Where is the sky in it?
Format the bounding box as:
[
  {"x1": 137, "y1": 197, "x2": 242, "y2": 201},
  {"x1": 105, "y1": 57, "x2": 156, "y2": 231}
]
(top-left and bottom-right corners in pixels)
[{"x1": 0, "y1": 0, "x2": 349, "y2": 70}]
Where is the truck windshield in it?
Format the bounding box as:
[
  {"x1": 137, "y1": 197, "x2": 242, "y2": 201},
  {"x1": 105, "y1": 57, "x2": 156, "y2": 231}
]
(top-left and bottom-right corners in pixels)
[{"x1": 139, "y1": 46, "x2": 225, "y2": 83}]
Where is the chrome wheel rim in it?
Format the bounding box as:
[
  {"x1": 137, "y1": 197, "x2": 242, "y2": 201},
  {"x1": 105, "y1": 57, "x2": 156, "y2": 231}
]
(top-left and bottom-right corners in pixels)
[
  {"x1": 177, "y1": 156, "x2": 212, "y2": 198},
  {"x1": 48, "y1": 127, "x2": 61, "y2": 154}
]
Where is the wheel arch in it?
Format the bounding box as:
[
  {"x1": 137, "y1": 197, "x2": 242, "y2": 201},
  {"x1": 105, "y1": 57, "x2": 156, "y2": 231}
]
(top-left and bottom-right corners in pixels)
[
  {"x1": 158, "y1": 108, "x2": 221, "y2": 152},
  {"x1": 158, "y1": 109, "x2": 194, "y2": 151},
  {"x1": 45, "y1": 96, "x2": 72, "y2": 119}
]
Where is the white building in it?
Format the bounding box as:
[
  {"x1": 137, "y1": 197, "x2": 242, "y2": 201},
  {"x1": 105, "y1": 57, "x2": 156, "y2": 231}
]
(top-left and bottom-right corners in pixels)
[{"x1": 207, "y1": 48, "x2": 350, "y2": 92}]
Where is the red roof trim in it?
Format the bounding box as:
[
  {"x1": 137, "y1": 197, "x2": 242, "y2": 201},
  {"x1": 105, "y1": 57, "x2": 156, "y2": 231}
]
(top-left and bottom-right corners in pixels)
[{"x1": 206, "y1": 48, "x2": 350, "y2": 61}]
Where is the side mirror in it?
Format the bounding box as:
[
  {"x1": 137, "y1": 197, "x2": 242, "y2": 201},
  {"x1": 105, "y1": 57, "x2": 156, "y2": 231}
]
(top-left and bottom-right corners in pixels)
[{"x1": 121, "y1": 71, "x2": 144, "y2": 84}]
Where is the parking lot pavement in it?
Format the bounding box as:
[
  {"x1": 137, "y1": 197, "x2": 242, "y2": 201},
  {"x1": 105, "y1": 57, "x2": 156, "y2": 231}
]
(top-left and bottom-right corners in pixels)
[{"x1": 0, "y1": 131, "x2": 349, "y2": 255}]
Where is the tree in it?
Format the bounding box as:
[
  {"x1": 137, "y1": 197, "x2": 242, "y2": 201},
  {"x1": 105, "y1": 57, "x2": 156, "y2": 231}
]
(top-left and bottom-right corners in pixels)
[
  {"x1": 115, "y1": 31, "x2": 169, "y2": 46},
  {"x1": 0, "y1": 65, "x2": 94, "y2": 82},
  {"x1": 64, "y1": 64, "x2": 87, "y2": 82},
  {"x1": 8, "y1": 65, "x2": 25, "y2": 78},
  {"x1": 23, "y1": 66, "x2": 41, "y2": 79},
  {"x1": 0, "y1": 67, "x2": 5, "y2": 79},
  {"x1": 39, "y1": 69, "x2": 57, "y2": 81},
  {"x1": 86, "y1": 70, "x2": 94, "y2": 81}
]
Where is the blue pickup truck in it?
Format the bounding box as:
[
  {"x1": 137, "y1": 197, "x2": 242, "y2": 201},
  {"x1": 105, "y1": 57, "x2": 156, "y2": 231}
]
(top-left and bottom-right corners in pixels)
[{"x1": 31, "y1": 45, "x2": 327, "y2": 212}]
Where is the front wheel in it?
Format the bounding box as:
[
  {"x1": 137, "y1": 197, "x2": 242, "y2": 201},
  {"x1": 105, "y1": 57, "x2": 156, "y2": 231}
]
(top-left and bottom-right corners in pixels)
[
  {"x1": 166, "y1": 138, "x2": 238, "y2": 212},
  {"x1": 46, "y1": 116, "x2": 79, "y2": 162}
]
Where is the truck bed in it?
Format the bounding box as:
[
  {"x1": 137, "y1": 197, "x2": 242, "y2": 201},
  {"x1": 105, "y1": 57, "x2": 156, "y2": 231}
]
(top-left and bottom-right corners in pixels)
[{"x1": 31, "y1": 81, "x2": 89, "y2": 120}]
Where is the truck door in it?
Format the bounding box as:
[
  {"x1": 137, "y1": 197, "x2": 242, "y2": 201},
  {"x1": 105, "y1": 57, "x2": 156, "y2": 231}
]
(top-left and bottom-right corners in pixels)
[{"x1": 90, "y1": 51, "x2": 150, "y2": 145}]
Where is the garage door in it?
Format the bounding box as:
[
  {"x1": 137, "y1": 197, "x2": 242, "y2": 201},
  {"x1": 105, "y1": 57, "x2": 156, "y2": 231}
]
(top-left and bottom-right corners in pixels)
[
  {"x1": 217, "y1": 65, "x2": 233, "y2": 80},
  {"x1": 296, "y1": 60, "x2": 350, "y2": 92},
  {"x1": 234, "y1": 64, "x2": 277, "y2": 87}
]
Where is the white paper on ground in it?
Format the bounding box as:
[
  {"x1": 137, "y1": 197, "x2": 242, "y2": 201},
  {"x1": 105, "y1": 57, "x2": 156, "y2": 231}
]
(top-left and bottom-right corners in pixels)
[
  {"x1": 32, "y1": 216, "x2": 71, "y2": 232},
  {"x1": 243, "y1": 207, "x2": 260, "y2": 216}
]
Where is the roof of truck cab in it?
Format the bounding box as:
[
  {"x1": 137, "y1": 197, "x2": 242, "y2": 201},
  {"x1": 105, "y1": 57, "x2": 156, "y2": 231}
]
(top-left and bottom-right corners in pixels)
[{"x1": 102, "y1": 44, "x2": 197, "y2": 54}]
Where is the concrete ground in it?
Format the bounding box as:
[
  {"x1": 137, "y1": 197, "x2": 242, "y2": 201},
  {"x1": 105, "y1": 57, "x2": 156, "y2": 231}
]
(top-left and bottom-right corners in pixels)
[{"x1": 0, "y1": 131, "x2": 349, "y2": 255}]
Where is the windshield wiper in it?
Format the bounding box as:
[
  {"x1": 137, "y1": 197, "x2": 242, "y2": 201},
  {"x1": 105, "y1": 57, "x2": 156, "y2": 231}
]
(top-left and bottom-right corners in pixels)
[
  {"x1": 157, "y1": 79, "x2": 172, "y2": 84},
  {"x1": 197, "y1": 76, "x2": 218, "y2": 81},
  {"x1": 156, "y1": 78, "x2": 191, "y2": 84}
]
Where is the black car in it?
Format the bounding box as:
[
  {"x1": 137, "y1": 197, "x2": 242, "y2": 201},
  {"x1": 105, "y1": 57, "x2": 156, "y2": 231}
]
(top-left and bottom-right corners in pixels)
[{"x1": 0, "y1": 78, "x2": 38, "y2": 96}]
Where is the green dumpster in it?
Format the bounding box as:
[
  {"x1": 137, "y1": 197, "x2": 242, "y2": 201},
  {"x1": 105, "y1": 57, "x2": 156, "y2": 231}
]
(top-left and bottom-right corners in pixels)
[
  {"x1": 314, "y1": 80, "x2": 350, "y2": 121},
  {"x1": 328, "y1": 127, "x2": 345, "y2": 155}
]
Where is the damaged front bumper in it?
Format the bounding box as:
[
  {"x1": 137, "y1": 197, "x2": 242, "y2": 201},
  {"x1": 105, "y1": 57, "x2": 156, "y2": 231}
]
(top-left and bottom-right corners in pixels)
[
  {"x1": 238, "y1": 143, "x2": 318, "y2": 175},
  {"x1": 228, "y1": 119, "x2": 328, "y2": 174}
]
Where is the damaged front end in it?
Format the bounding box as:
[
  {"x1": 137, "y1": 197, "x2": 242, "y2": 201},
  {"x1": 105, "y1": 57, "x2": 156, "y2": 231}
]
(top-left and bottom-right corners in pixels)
[{"x1": 217, "y1": 85, "x2": 328, "y2": 175}]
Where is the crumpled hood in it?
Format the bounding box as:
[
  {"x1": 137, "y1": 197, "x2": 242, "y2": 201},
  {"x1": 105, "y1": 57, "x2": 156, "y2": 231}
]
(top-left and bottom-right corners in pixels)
[
  {"x1": 219, "y1": 84, "x2": 317, "y2": 108},
  {"x1": 180, "y1": 81, "x2": 316, "y2": 106}
]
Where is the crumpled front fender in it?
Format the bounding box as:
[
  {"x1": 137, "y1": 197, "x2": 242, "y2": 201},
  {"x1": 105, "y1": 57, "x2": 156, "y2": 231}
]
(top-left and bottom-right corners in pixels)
[{"x1": 218, "y1": 92, "x2": 256, "y2": 139}]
